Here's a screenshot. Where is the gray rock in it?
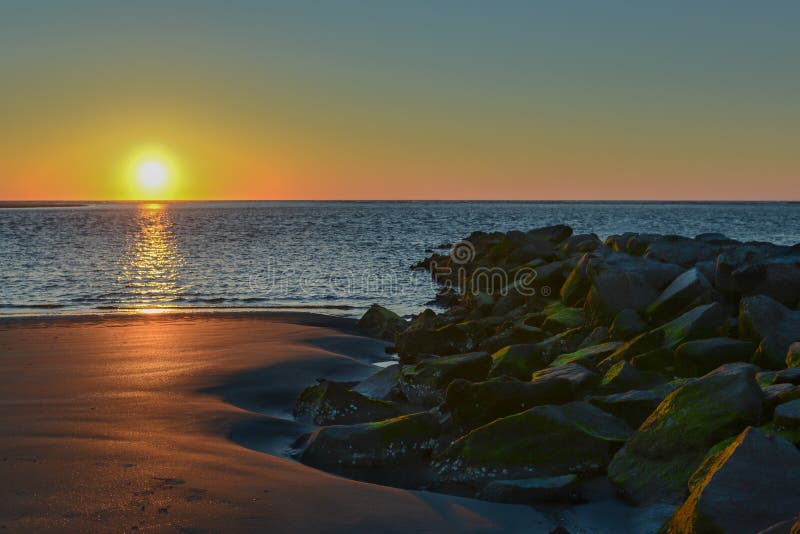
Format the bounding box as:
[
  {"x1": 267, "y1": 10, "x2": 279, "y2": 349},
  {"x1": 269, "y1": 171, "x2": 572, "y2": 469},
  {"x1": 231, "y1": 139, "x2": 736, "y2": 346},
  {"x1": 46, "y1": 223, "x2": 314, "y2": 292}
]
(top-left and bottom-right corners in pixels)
[
  {"x1": 434, "y1": 402, "x2": 631, "y2": 484},
  {"x1": 608, "y1": 363, "x2": 763, "y2": 504},
  {"x1": 663, "y1": 427, "x2": 800, "y2": 534},
  {"x1": 400, "y1": 351, "x2": 491, "y2": 406},
  {"x1": 739, "y1": 295, "x2": 800, "y2": 369},
  {"x1": 532, "y1": 363, "x2": 599, "y2": 398},
  {"x1": 774, "y1": 400, "x2": 800, "y2": 428},
  {"x1": 301, "y1": 411, "x2": 441, "y2": 470},
  {"x1": 294, "y1": 380, "x2": 402, "y2": 425}
]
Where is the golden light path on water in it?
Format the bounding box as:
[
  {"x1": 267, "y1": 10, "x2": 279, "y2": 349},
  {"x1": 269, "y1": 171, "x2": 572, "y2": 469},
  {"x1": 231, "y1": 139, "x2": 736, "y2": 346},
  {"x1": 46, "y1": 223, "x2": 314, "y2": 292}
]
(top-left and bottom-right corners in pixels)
[{"x1": 118, "y1": 203, "x2": 185, "y2": 313}]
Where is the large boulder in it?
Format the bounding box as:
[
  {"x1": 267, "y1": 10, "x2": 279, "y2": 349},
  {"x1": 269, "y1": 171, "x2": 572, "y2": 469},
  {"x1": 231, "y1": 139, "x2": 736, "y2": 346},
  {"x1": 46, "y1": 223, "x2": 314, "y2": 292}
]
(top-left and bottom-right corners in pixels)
[
  {"x1": 433, "y1": 402, "x2": 631, "y2": 486},
  {"x1": 400, "y1": 351, "x2": 491, "y2": 406},
  {"x1": 585, "y1": 269, "x2": 660, "y2": 326},
  {"x1": 356, "y1": 304, "x2": 408, "y2": 341},
  {"x1": 662, "y1": 427, "x2": 800, "y2": 534},
  {"x1": 445, "y1": 378, "x2": 574, "y2": 431},
  {"x1": 301, "y1": 412, "x2": 441, "y2": 470},
  {"x1": 294, "y1": 380, "x2": 402, "y2": 425},
  {"x1": 645, "y1": 268, "x2": 718, "y2": 323},
  {"x1": 739, "y1": 295, "x2": 800, "y2": 369},
  {"x1": 607, "y1": 363, "x2": 763, "y2": 504},
  {"x1": 674, "y1": 337, "x2": 756, "y2": 377}
]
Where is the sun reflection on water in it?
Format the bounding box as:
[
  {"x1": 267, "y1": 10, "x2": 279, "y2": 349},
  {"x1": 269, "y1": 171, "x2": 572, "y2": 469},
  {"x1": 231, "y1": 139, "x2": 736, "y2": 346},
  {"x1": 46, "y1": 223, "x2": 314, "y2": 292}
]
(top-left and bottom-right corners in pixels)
[{"x1": 118, "y1": 204, "x2": 185, "y2": 310}]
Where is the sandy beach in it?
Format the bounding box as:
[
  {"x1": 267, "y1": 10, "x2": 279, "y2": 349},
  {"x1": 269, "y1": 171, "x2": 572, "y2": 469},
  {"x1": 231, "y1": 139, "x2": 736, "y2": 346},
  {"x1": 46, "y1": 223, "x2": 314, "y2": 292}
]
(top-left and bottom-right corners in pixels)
[{"x1": 0, "y1": 313, "x2": 571, "y2": 533}]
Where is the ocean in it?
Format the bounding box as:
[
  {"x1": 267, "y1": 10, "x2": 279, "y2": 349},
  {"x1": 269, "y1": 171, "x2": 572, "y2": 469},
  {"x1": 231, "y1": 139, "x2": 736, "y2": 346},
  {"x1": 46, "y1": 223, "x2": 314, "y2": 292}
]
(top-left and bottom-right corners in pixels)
[{"x1": 1, "y1": 201, "x2": 798, "y2": 317}]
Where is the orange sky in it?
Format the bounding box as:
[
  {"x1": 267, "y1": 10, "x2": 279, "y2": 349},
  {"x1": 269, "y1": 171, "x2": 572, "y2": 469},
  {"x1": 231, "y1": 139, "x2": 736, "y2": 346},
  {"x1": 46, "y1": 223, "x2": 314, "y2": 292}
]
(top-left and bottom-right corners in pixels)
[{"x1": 1, "y1": 2, "x2": 798, "y2": 201}]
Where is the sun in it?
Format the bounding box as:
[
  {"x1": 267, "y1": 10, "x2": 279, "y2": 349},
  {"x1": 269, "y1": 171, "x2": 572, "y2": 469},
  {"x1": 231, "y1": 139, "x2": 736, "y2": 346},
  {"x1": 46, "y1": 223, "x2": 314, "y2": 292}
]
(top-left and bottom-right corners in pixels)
[
  {"x1": 126, "y1": 146, "x2": 180, "y2": 200},
  {"x1": 137, "y1": 160, "x2": 169, "y2": 189}
]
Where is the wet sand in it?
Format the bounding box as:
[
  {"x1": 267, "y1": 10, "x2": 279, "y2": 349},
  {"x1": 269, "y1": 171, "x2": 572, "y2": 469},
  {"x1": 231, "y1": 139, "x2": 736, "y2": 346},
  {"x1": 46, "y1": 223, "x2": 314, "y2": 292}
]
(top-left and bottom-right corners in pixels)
[{"x1": 0, "y1": 313, "x2": 561, "y2": 533}]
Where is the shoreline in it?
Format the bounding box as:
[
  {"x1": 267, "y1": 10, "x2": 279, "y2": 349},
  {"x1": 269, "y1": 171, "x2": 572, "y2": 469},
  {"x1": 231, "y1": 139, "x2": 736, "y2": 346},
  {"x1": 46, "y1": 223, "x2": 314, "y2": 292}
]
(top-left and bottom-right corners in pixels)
[{"x1": 0, "y1": 312, "x2": 577, "y2": 532}]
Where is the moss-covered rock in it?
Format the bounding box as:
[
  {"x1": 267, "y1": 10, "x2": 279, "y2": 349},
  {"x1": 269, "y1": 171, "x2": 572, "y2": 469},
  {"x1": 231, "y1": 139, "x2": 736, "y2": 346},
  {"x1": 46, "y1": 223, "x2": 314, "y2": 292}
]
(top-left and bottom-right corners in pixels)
[
  {"x1": 294, "y1": 379, "x2": 402, "y2": 425},
  {"x1": 356, "y1": 304, "x2": 408, "y2": 341},
  {"x1": 541, "y1": 303, "x2": 585, "y2": 333},
  {"x1": 395, "y1": 321, "x2": 482, "y2": 360},
  {"x1": 673, "y1": 337, "x2": 756, "y2": 377},
  {"x1": 549, "y1": 341, "x2": 624, "y2": 370},
  {"x1": 787, "y1": 341, "x2": 800, "y2": 369},
  {"x1": 433, "y1": 402, "x2": 631, "y2": 485},
  {"x1": 645, "y1": 268, "x2": 718, "y2": 323},
  {"x1": 657, "y1": 302, "x2": 729, "y2": 350},
  {"x1": 661, "y1": 427, "x2": 800, "y2": 534},
  {"x1": 445, "y1": 378, "x2": 574, "y2": 431},
  {"x1": 399, "y1": 351, "x2": 491, "y2": 406},
  {"x1": 488, "y1": 343, "x2": 551, "y2": 380},
  {"x1": 607, "y1": 363, "x2": 763, "y2": 504},
  {"x1": 301, "y1": 411, "x2": 441, "y2": 470}
]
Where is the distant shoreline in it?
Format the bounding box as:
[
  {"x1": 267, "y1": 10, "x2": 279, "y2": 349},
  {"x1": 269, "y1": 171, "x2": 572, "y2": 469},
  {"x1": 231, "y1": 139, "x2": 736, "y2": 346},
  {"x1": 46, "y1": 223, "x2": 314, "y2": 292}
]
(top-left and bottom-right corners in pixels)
[{"x1": 0, "y1": 201, "x2": 88, "y2": 208}]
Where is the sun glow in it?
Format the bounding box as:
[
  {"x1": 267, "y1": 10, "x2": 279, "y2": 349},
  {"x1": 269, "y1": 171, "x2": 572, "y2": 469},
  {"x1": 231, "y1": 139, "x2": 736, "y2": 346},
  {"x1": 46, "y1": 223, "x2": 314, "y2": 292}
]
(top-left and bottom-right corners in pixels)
[{"x1": 126, "y1": 147, "x2": 180, "y2": 200}]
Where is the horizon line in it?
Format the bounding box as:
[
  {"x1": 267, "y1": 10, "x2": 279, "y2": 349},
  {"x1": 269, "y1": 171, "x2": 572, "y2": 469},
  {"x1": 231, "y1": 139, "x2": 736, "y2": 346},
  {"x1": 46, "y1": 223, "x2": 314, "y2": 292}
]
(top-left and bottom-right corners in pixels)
[{"x1": 2, "y1": 198, "x2": 800, "y2": 203}]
